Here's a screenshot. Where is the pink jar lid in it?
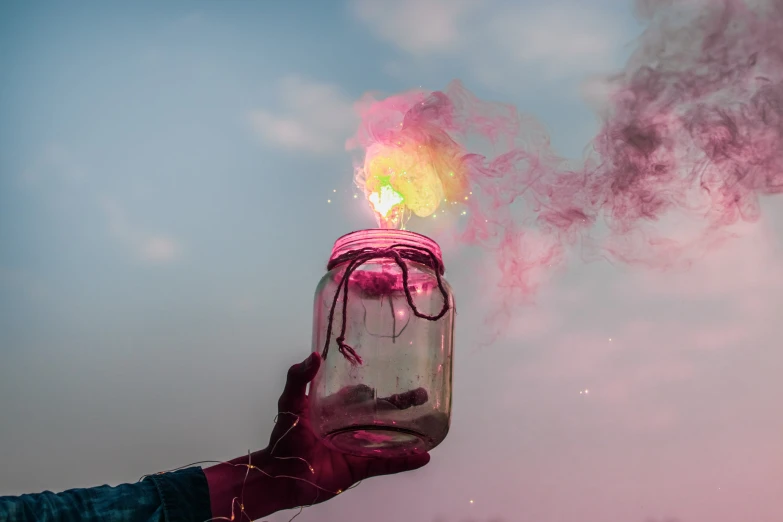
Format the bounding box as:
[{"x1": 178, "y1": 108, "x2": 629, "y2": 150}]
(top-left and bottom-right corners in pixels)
[{"x1": 328, "y1": 229, "x2": 444, "y2": 273}]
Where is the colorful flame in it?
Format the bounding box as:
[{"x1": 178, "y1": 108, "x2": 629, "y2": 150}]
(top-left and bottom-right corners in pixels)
[{"x1": 350, "y1": 94, "x2": 472, "y2": 228}]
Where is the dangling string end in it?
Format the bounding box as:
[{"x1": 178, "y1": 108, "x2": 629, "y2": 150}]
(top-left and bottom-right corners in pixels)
[{"x1": 336, "y1": 336, "x2": 363, "y2": 366}]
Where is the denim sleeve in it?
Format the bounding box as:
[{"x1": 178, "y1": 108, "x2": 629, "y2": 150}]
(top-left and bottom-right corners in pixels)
[{"x1": 0, "y1": 467, "x2": 212, "y2": 522}]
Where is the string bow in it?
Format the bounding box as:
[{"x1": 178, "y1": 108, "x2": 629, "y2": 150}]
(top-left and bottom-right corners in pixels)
[{"x1": 322, "y1": 243, "x2": 450, "y2": 365}]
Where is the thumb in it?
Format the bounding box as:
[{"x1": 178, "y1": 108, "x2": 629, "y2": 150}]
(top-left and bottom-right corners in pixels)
[{"x1": 278, "y1": 352, "x2": 321, "y2": 414}]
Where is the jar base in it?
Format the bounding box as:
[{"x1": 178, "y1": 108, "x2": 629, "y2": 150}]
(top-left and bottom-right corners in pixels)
[{"x1": 323, "y1": 425, "x2": 434, "y2": 458}]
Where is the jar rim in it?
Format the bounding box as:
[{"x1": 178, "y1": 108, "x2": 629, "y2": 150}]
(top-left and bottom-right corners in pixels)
[{"x1": 329, "y1": 229, "x2": 444, "y2": 270}]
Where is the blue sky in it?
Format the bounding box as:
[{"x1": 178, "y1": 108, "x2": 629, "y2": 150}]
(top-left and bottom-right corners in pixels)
[{"x1": 2, "y1": 2, "x2": 782, "y2": 522}]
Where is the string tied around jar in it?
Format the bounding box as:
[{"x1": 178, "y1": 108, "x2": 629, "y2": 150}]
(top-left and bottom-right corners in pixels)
[{"x1": 322, "y1": 243, "x2": 451, "y2": 366}]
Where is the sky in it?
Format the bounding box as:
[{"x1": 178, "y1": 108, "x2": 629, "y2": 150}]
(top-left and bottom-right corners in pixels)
[{"x1": 1, "y1": 1, "x2": 782, "y2": 521}]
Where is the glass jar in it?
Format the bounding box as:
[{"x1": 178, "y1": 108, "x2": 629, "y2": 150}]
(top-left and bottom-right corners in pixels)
[{"x1": 309, "y1": 229, "x2": 455, "y2": 458}]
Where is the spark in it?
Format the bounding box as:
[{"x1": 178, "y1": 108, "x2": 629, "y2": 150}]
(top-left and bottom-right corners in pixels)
[{"x1": 369, "y1": 185, "x2": 404, "y2": 216}]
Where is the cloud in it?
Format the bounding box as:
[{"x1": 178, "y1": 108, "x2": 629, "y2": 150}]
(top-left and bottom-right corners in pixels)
[
  {"x1": 102, "y1": 199, "x2": 182, "y2": 264},
  {"x1": 513, "y1": 223, "x2": 781, "y2": 441},
  {"x1": 138, "y1": 236, "x2": 181, "y2": 263},
  {"x1": 619, "y1": 219, "x2": 783, "y2": 299},
  {"x1": 350, "y1": 0, "x2": 629, "y2": 90},
  {"x1": 351, "y1": 0, "x2": 483, "y2": 54},
  {"x1": 485, "y1": 4, "x2": 625, "y2": 74},
  {"x1": 18, "y1": 145, "x2": 183, "y2": 266},
  {"x1": 249, "y1": 76, "x2": 357, "y2": 154}
]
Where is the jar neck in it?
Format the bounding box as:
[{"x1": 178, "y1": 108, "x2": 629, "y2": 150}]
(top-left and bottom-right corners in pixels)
[{"x1": 328, "y1": 229, "x2": 444, "y2": 273}]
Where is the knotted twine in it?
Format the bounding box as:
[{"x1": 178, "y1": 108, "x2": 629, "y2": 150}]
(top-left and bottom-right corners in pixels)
[{"x1": 322, "y1": 243, "x2": 451, "y2": 366}]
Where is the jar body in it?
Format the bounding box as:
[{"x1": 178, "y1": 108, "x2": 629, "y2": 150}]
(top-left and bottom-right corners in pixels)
[{"x1": 309, "y1": 230, "x2": 454, "y2": 458}]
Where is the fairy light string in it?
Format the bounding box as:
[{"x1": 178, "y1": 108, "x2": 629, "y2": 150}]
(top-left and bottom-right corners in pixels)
[
  {"x1": 136, "y1": 244, "x2": 449, "y2": 521},
  {"x1": 140, "y1": 411, "x2": 361, "y2": 522},
  {"x1": 137, "y1": 244, "x2": 448, "y2": 521},
  {"x1": 323, "y1": 243, "x2": 451, "y2": 365}
]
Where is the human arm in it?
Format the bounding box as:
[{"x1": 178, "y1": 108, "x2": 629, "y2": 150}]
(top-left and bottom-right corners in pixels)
[
  {"x1": 203, "y1": 351, "x2": 430, "y2": 521},
  {"x1": 0, "y1": 352, "x2": 430, "y2": 522},
  {"x1": 0, "y1": 467, "x2": 210, "y2": 522}
]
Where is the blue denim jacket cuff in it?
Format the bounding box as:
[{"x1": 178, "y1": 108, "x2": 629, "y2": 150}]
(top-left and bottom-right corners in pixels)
[{"x1": 145, "y1": 467, "x2": 211, "y2": 522}]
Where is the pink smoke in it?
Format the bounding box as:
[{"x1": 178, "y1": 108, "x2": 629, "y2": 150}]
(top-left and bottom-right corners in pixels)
[{"x1": 347, "y1": 0, "x2": 783, "y2": 318}]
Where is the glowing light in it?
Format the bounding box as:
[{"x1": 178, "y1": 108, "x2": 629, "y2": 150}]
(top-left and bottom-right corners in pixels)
[
  {"x1": 359, "y1": 133, "x2": 470, "y2": 225},
  {"x1": 369, "y1": 184, "x2": 404, "y2": 217},
  {"x1": 469, "y1": 500, "x2": 474, "y2": 504},
  {"x1": 327, "y1": 199, "x2": 332, "y2": 203},
  {"x1": 147, "y1": 409, "x2": 346, "y2": 522}
]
